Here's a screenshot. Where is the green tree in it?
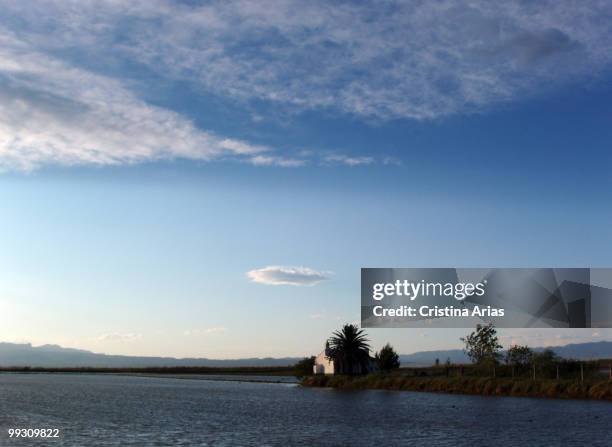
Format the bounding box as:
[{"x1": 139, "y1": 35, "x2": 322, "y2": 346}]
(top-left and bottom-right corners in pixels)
[
  {"x1": 506, "y1": 345, "x2": 533, "y2": 376},
  {"x1": 461, "y1": 323, "x2": 502, "y2": 367},
  {"x1": 532, "y1": 349, "x2": 558, "y2": 365},
  {"x1": 375, "y1": 343, "x2": 400, "y2": 372},
  {"x1": 532, "y1": 349, "x2": 559, "y2": 378},
  {"x1": 327, "y1": 324, "x2": 371, "y2": 375},
  {"x1": 294, "y1": 356, "x2": 315, "y2": 377},
  {"x1": 506, "y1": 345, "x2": 533, "y2": 366}
]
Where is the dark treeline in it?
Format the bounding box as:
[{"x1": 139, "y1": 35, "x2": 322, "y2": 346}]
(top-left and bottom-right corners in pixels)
[{"x1": 0, "y1": 366, "x2": 295, "y2": 375}]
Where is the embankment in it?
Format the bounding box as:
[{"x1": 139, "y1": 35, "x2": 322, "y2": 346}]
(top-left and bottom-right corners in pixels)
[{"x1": 301, "y1": 374, "x2": 612, "y2": 401}]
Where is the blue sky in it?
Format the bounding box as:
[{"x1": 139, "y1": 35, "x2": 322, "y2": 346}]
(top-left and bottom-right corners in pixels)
[{"x1": 1, "y1": 0, "x2": 612, "y2": 358}]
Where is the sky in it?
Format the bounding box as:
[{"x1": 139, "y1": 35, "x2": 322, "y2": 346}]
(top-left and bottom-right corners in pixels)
[{"x1": 1, "y1": 0, "x2": 612, "y2": 358}]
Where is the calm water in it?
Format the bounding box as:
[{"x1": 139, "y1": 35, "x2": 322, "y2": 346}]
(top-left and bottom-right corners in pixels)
[{"x1": 0, "y1": 373, "x2": 610, "y2": 446}]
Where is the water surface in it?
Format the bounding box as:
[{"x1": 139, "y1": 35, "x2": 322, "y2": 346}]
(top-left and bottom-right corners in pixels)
[{"x1": 0, "y1": 373, "x2": 610, "y2": 446}]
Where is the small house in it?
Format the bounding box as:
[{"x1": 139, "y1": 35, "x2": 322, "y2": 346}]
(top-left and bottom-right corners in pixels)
[
  {"x1": 313, "y1": 342, "x2": 377, "y2": 375},
  {"x1": 313, "y1": 348, "x2": 335, "y2": 375}
]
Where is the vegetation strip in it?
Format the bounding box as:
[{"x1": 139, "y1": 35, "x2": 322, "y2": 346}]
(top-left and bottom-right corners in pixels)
[{"x1": 301, "y1": 374, "x2": 612, "y2": 400}]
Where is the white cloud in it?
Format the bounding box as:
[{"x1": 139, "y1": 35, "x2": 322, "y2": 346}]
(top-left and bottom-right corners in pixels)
[
  {"x1": 323, "y1": 154, "x2": 375, "y2": 166},
  {"x1": 248, "y1": 155, "x2": 307, "y2": 167},
  {"x1": 96, "y1": 332, "x2": 142, "y2": 342},
  {"x1": 382, "y1": 156, "x2": 403, "y2": 167},
  {"x1": 247, "y1": 265, "x2": 332, "y2": 286},
  {"x1": 2, "y1": 0, "x2": 609, "y2": 122},
  {"x1": 0, "y1": 30, "x2": 272, "y2": 171}
]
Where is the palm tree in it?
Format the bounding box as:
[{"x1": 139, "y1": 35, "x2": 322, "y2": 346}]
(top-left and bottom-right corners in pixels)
[{"x1": 327, "y1": 324, "x2": 371, "y2": 375}]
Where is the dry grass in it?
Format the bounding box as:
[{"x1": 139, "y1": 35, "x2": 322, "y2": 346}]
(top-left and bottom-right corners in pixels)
[{"x1": 301, "y1": 374, "x2": 612, "y2": 401}]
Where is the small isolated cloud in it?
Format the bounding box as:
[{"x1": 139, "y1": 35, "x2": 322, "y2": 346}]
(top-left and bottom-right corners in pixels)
[
  {"x1": 183, "y1": 327, "x2": 227, "y2": 336},
  {"x1": 247, "y1": 266, "x2": 332, "y2": 286},
  {"x1": 323, "y1": 154, "x2": 375, "y2": 167},
  {"x1": 96, "y1": 332, "x2": 142, "y2": 342}
]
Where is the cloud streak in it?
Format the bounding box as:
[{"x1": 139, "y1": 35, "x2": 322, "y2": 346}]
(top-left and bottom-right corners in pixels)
[
  {"x1": 247, "y1": 266, "x2": 332, "y2": 286},
  {"x1": 0, "y1": 30, "x2": 272, "y2": 171},
  {"x1": 323, "y1": 154, "x2": 375, "y2": 167}
]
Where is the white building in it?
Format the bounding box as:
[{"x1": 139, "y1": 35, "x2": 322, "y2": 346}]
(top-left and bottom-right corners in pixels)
[
  {"x1": 313, "y1": 349, "x2": 335, "y2": 375},
  {"x1": 313, "y1": 342, "x2": 377, "y2": 375}
]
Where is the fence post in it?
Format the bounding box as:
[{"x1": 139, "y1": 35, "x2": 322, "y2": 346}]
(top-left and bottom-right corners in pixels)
[
  {"x1": 609, "y1": 364, "x2": 611, "y2": 380},
  {"x1": 532, "y1": 363, "x2": 536, "y2": 380},
  {"x1": 581, "y1": 363, "x2": 584, "y2": 384},
  {"x1": 556, "y1": 365, "x2": 559, "y2": 380}
]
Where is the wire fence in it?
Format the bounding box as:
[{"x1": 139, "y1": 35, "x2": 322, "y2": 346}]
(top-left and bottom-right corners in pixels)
[{"x1": 399, "y1": 359, "x2": 612, "y2": 382}]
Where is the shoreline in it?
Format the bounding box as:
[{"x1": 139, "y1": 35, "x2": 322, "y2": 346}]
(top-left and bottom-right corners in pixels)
[
  {"x1": 0, "y1": 367, "x2": 300, "y2": 385},
  {"x1": 0, "y1": 366, "x2": 295, "y2": 375},
  {"x1": 0, "y1": 370, "x2": 297, "y2": 384},
  {"x1": 301, "y1": 374, "x2": 612, "y2": 401},
  {"x1": 2, "y1": 370, "x2": 611, "y2": 399}
]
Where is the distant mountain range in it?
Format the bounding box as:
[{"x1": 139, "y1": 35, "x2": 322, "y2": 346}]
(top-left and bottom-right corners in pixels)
[
  {"x1": 0, "y1": 343, "x2": 301, "y2": 368},
  {"x1": 1, "y1": 341, "x2": 611, "y2": 368}
]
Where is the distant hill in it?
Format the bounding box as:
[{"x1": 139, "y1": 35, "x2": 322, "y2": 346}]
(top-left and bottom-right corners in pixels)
[
  {"x1": 399, "y1": 341, "x2": 612, "y2": 366},
  {"x1": 0, "y1": 343, "x2": 301, "y2": 368},
  {"x1": 545, "y1": 341, "x2": 612, "y2": 360},
  {"x1": 399, "y1": 349, "x2": 469, "y2": 366},
  {"x1": 1, "y1": 340, "x2": 611, "y2": 368}
]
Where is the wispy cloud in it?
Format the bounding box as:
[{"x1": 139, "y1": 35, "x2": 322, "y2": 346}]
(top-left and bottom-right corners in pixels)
[
  {"x1": 247, "y1": 265, "x2": 332, "y2": 286},
  {"x1": 1, "y1": 1, "x2": 611, "y2": 170},
  {"x1": 323, "y1": 154, "x2": 375, "y2": 167},
  {"x1": 2, "y1": 1, "x2": 609, "y2": 121},
  {"x1": 96, "y1": 332, "x2": 142, "y2": 342},
  {"x1": 248, "y1": 155, "x2": 307, "y2": 168},
  {"x1": 0, "y1": 30, "x2": 274, "y2": 171},
  {"x1": 123, "y1": 1, "x2": 612, "y2": 119},
  {"x1": 382, "y1": 156, "x2": 403, "y2": 167}
]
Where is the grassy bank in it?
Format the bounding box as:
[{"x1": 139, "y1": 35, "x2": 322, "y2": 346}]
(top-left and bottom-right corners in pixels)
[{"x1": 301, "y1": 374, "x2": 612, "y2": 401}]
